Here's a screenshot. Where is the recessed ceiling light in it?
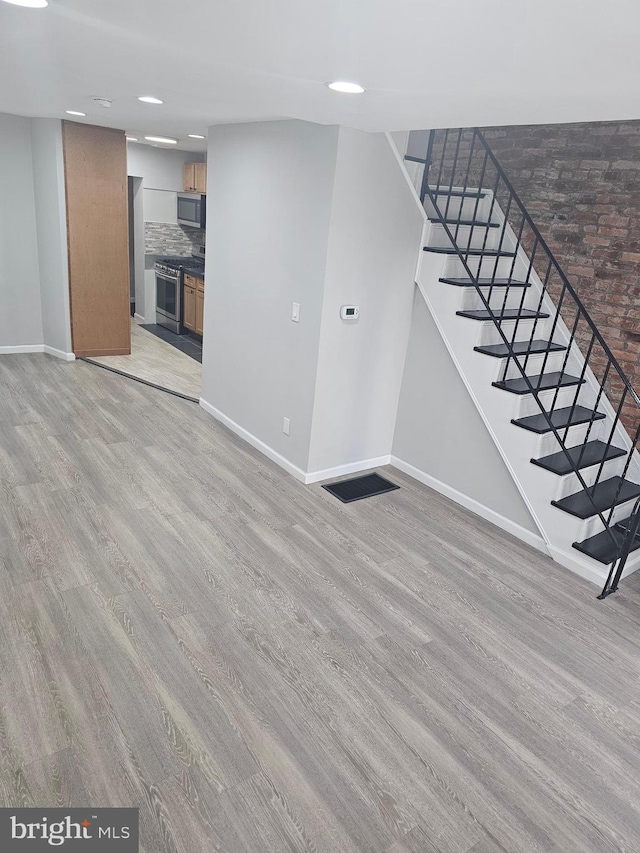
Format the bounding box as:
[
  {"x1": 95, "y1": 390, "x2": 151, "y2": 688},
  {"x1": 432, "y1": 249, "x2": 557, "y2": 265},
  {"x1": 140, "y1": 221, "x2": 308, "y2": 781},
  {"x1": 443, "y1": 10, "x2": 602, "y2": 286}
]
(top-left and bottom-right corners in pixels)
[
  {"x1": 66, "y1": 110, "x2": 86, "y2": 117},
  {"x1": 138, "y1": 96, "x2": 163, "y2": 105},
  {"x1": 327, "y1": 81, "x2": 366, "y2": 94},
  {"x1": 0, "y1": 0, "x2": 49, "y2": 7},
  {"x1": 144, "y1": 136, "x2": 178, "y2": 144},
  {"x1": 126, "y1": 137, "x2": 138, "y2": 142},
  {"x1": 188, "y1": 134, "x2": 206, "y2": 139}
]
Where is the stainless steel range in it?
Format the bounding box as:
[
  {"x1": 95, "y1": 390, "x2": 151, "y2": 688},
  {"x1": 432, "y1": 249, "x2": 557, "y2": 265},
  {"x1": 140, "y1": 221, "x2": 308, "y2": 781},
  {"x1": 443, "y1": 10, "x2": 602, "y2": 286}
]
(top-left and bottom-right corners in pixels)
[{"x1": 155, "y1": 245, "x2": 205, "y2": 333}]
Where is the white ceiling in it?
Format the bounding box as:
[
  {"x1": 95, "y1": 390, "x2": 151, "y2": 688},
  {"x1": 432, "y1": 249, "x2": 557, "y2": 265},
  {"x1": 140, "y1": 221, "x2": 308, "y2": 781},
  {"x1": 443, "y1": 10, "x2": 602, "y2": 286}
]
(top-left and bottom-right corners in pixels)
[{"x1": 2, "y1": 0, "x2": 640, "y2": 151}]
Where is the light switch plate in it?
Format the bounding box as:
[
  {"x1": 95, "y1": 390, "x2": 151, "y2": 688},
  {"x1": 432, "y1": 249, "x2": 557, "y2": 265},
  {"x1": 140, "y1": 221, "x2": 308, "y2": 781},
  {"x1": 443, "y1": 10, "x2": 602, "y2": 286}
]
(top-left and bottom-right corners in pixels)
[{"x1": 292, "y1": 303, "x2": 300, "y2": 322}]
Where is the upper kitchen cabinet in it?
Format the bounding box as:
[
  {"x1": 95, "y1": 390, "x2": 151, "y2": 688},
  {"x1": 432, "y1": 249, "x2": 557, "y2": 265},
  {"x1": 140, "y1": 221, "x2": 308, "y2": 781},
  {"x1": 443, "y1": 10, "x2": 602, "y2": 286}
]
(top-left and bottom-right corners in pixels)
[
  {"x1": 63, "y1": 121, "x2": 131, "y2": 357},
  {"x1": 183, "y1": 161, "x2": 207, "y2": 194}
]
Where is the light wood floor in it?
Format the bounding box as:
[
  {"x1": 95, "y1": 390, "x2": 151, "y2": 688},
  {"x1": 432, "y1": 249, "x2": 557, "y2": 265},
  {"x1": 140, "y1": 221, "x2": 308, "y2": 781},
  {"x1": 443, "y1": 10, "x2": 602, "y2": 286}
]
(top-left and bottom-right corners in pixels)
[
  {"x1": 2, "y1": 354, "x2": 640, "y2": 852},
  {"x1": 86, "y1": 318, "x2": 202, "y2": 399}
]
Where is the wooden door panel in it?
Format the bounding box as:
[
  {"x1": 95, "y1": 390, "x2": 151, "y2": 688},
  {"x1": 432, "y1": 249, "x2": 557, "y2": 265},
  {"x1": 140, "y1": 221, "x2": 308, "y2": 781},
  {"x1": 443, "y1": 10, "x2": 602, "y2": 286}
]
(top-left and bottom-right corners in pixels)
[{"x1": 63, "y1": 122, "x2": 131, "y2": 357}]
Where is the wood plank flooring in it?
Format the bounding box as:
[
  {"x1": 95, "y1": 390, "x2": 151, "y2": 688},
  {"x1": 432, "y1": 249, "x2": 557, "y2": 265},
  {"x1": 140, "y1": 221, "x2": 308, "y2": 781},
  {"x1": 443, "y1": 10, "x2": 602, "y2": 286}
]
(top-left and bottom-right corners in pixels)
[
  {"x1": 2, "y1": 353, "x2": 640, "y2": 852},
  {"x1": 86, "y1": 318, "x2": 202, "y2": 399}
]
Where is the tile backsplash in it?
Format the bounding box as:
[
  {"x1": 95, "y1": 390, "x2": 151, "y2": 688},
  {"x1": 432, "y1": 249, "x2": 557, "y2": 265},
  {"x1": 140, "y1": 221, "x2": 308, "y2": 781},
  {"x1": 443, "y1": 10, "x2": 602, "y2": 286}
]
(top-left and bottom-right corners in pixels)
[{"x1": 145, "y1": 222, "x2": 204, "y2": 255}]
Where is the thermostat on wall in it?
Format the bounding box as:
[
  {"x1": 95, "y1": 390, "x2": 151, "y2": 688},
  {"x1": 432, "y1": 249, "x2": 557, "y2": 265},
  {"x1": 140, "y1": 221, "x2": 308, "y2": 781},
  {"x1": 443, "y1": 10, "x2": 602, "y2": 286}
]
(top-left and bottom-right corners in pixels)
[{"x1": 340, "y1": 305, "x2": 360, "y2": 320}]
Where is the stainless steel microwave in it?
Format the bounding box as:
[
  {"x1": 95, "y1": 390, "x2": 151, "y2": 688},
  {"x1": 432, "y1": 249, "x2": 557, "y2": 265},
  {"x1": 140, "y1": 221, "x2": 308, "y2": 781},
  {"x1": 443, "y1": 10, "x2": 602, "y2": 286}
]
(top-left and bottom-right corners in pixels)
[{"x1": 177, "y1": 192, "x2": 206, "y2": 229}]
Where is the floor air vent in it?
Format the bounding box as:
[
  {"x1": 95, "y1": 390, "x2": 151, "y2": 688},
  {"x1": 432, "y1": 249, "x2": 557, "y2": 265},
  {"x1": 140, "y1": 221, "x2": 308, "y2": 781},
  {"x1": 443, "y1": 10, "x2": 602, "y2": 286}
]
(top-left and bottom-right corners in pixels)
[{"x1": 322, "y1": 473, "x2": 400, "y2": 503}]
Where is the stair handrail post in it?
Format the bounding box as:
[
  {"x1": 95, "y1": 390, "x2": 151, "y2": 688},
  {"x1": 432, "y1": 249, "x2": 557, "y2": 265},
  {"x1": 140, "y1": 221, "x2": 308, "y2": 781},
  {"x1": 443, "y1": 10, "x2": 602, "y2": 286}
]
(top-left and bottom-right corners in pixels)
[
  {"x1": 419, "y1": 130, "x2": 436, "y2": 205},
  {"x1": 598, "y1": 495, "x2": 640, "y2": 598}
]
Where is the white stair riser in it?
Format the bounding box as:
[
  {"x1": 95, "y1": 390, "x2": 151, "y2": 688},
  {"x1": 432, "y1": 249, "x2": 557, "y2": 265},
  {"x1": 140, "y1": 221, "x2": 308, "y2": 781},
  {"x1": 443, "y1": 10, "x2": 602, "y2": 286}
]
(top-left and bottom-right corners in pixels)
[
  {"x1": 513, "y1": 386, "x2": 591, "y2": 417},
  {"x1": 574, "y1": 500, "x2": 640, "y2": 543},
  {"x1": 474, "y1": 322, "x2": 558, "y2": 348},
  {"x1": 501, "y1": 351, "x2": 570, "y2": 378},
  {"x1": 429, "y1": 223, "x2": 505, "y2": 251},
  {"x1": 459, "y1": 287, "x2": 538, "y2": 311},
  {"x1": 444, "y1": 255, "x2": 527, "y2": 279},
  {"x1": 477, "y1": 352, "x2": 568, "y2": 385},
  {"x1": 545, "y1": 504, "x2": 619, "y2": 548},
  {"x1": 536, "y1": 421, "x2": 612, "y2": 456},
  {"x1": 425, "y1": 195, "x2": 491, "y2": 221},
  {"x1": 457, "y1": 316, "x2": 555, "y2": 347},
  {"x1": 553, "y1": 457, "x2": 629, "y2": 498}
]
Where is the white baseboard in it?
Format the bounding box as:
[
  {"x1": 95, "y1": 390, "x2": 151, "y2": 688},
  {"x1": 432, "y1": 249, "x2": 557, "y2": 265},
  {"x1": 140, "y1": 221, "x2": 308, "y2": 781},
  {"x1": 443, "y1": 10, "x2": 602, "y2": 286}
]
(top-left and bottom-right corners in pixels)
[
  {"x1": 546, "y1": 544, "x2": 640, "y2": 589},
  {"x1": 390, "y1": 455, "x2": 549, "y2": 555},
  {"x1": 199, "y1": 399, "x2": 395, "y2": 486},
  {"x1": 134, "y1": 313, "x2": 146, "y2": 323},
  {"x1": 304, "y1": 456, "x2": 392, "y2": 485},
  {"x1": 44, "y1": 346, "x2": 75, "y2": 361},
  {"x1": 199, "y1": 398, "x2": 308, "y2": 483},
  {"x1": 0, "y1": 345, "x2": 75, "y2": 361},
  {"x1": 0, "y1": 344, "x2": 45, "y2": 355}
]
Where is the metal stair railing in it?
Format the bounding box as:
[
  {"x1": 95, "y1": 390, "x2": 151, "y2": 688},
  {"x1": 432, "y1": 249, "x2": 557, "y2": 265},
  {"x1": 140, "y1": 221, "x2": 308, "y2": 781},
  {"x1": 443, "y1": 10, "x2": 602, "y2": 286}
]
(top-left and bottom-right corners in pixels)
[{"x1": 414, "y1": 127, "x2": 640, "y2": 598}]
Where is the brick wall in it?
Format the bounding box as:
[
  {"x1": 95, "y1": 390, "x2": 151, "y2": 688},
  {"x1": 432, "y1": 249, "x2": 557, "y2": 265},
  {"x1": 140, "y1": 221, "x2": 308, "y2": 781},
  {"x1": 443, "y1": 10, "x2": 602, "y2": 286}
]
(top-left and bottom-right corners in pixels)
[{"x1": 481, "y1": 120, "x2": 640, "y2": 402}]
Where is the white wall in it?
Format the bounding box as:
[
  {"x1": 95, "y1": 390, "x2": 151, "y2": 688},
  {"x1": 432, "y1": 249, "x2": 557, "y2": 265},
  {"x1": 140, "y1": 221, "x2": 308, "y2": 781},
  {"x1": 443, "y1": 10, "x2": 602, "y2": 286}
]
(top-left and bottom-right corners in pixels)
[
  {"x1": 127, "y1": 143, "x2": 206, "y2": 320},
  {"x1": 141, "y1": 189, "x2": 178, "y2": 224},
  {"x1": 392, "y1": 291, "x2": 539, "y2": 535},
  {"x1": 127, "y1": 144, "x2": 206, "y2": 225},
  {"x1": 0, "y1": 113, "x2": 44, "y2": 351},
  {"x1": 201, "y1": 120, "x2": 339, "y2": 473},
  {"x1": 127, "y1": 144, "x2": 204, "y2": 192},
  {"x1": 30, "y1": 118, "x2": 73, "y2": 357},
  {"x1": 406, "y1": 129, "x2": 430, "y2": 160},
  {"x1": 307, "y1": 127, "x2": 423, "y2": 477},
  {"x1": 130, "y1": 177, "x2": 146, "y2": 319}
]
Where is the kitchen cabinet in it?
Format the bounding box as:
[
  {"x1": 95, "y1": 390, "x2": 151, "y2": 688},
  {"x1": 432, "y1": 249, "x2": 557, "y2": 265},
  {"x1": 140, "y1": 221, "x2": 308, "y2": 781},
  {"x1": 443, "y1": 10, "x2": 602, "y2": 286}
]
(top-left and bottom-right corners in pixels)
[
  {"x1": 183, "y1": 284, "x2": 196, "y2": 331},
  {"x1": 183, "y1": 273, "x2": 204, "y2": 336},
  {"x1": 194, "y1": 162, "x2": 207, "y2": 194},
  {"x1": 196, "y1": 289, "x2": 204, "y2": 336},
  {"x1": 183, "y1": 161, "x2": 207, "y2": 194},
  {"x1": 183, "y1": 162, "x2": 195, "y2": 192}
]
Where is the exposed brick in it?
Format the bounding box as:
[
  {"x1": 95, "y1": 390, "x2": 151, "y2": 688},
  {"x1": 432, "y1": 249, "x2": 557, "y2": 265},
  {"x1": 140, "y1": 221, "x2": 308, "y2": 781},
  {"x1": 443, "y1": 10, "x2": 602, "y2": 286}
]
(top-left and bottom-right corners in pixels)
[
  {"x1": 580, "y1": 160, "x2": 610, "y2": 170},
  {"x1": 613, "y1": 160, "x2": 640, "y2": 169},
  {"x1": 481, "y1": 117, "x2": 640, "y2": 429},
  {"x1": 598, "y1": 227, "x2": 629, "y2": 238},
  {"x1": 567, "y1": 265, "x2": 596, "y2": 277},
  {"x1": 599, "y1": 214, "x2": 630, "y2": 226}
]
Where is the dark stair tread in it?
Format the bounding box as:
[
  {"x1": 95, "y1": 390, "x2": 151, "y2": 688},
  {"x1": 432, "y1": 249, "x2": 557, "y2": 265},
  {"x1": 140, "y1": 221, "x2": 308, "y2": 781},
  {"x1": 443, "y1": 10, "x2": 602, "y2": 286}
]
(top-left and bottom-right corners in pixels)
[
  {"x1": 440, "y1": 277, "x2": 531, "y2": 288},
  {"x1": 437, "y1": 219, "x2": 500, "y2": 228},
  {"x1": 457, "y1": 308, "x2": 549, "y2": 321},
  {"x1": 475, "y1": 339, "x2": 566, "y2": 358},
  {"x1": 492, "y1": 371, "x2": 584, "y2": 395},
  {"x1": 428, "y1": 187, "x2": 487, "y2": 199},
  {"x1": 532, "y1": 441, "x2": 627, "y2": 475},
  {"x1": 573, "y1": 524, "x2": 640, "y2": 565},
  {"x1": 424, "y1": 246, "x2": 517, "y2": 257},
  {"x1": 512, "y1": 405, "x2": 605, "y2": 434},
  {"x1": 551, "y1": 476, "x2": 640, "y2": 520}
]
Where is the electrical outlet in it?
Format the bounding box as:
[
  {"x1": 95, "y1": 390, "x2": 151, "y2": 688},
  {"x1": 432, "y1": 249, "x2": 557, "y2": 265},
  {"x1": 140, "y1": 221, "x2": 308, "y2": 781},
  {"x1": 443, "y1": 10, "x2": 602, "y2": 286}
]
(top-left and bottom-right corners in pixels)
[
  {"x1": 283, "y1": 417, "x2": 291, "y2": 436},
  {"x1": 291, "y1": 302, "x2": 300, "y2": 322}
]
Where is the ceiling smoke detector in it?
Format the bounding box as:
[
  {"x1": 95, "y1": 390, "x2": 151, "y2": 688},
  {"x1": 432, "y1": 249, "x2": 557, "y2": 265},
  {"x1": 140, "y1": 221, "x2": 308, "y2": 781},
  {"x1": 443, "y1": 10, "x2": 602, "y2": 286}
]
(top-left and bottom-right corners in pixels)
[{"x1": 92, "y1": 97, "x2": 113, "y2": 109}]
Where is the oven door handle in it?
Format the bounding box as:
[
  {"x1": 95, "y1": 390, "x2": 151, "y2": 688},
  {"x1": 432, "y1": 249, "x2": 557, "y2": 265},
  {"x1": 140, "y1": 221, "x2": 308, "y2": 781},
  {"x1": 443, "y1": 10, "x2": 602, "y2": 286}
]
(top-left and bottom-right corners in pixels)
[{"x1": 155, "y1": 271, "x2": 180, "y2": 283}]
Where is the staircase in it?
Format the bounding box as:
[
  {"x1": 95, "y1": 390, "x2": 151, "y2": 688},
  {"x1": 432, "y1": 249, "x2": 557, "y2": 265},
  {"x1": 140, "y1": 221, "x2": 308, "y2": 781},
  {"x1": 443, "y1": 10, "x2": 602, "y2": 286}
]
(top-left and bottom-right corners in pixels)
[{"x1": 406, "y1": 128, "x2": 640, "y2": 597}]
